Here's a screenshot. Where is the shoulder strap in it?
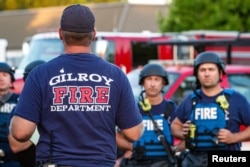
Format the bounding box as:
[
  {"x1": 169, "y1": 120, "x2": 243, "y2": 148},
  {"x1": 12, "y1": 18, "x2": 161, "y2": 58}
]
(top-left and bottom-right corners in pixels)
[
  {"x1": 223, "y1": 88, "x2": 233, "y2": 102},
  {"x1": 191, "y1": 89, "x2": 201, "y2": 109},
  {"x1": 164, "y1": 100, "x2": 175, "y2": 120}
]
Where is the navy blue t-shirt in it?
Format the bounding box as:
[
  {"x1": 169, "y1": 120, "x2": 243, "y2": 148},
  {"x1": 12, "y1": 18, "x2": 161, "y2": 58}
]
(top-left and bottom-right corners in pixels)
[
  {"x1": 175, "y1": 89, "x2": 250, "y2": 151},
  {"x1": 13, "y1": 54, "x2": 142, "y2": 166},
  {"x1": 139, "y1": 99, "x2": 176, "y2": 121}
]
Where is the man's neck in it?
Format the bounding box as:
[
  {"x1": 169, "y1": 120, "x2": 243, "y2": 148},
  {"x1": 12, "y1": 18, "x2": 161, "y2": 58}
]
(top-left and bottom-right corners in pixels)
[
  {"x1": 146, "y1": 95, "x2": 163, "y2": 105},
  {"x1": 0, "y1": 90, "x2": 12, "y2": 102},
  {"x1": 64, "y1": 46, "x2": 91, "y2": 54},
  {"x1": 201, "y1": 86, "x2": 223, "y2": 97}
]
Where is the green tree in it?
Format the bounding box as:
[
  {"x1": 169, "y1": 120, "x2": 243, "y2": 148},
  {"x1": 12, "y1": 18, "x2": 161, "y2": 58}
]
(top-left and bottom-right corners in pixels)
[
  {"x1": 158, "y1": 0, "x2": 250, "y2": 32},
  {"x1": 0, "y1": 0, "x2": 123, "y2": 10}
]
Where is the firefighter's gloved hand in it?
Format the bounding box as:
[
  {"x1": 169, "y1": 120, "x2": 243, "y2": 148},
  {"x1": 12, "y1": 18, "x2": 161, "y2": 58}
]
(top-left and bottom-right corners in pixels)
[{"x1": 139, "y1": 98, "x2": 151, "y2": 112}]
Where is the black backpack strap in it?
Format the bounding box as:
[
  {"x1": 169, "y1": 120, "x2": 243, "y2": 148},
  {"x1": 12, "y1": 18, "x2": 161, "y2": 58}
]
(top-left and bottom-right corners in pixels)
[
  {"x1": 146, "y1": 110, "x2": 177, "y2": 166},
  {"x1": 164, "y1": 100, "x2": 175, "y2": 120}
]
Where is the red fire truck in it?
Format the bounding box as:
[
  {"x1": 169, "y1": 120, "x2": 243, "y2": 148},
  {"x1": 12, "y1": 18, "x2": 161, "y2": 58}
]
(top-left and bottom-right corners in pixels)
[
  {"x1": 94, "y1": 30, "x2": 250, "y2": 74},
  {"x1": 150, "y1": 30, "x2": 250, "y2": 65},
  {"x1": 13, "y1": 30, "x2": 250, "y2": 93}
]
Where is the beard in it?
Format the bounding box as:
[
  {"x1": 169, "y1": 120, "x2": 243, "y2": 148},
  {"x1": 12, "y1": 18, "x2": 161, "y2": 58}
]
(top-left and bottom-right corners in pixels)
[{"x1": 201, "y1": 79, "x2": 220, "y2": 89}]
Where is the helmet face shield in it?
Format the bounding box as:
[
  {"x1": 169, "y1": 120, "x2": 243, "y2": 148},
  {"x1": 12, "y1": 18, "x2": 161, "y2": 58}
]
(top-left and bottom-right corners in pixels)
[{"x1": 139, "y1": 64, "x2": 169, "y2": 85}]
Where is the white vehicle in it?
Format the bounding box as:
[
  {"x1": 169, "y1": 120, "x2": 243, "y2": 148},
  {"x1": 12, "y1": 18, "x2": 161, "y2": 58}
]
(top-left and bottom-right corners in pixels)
[{"x1": 15, "y1": 32, "x2": 64, "y2": 79}]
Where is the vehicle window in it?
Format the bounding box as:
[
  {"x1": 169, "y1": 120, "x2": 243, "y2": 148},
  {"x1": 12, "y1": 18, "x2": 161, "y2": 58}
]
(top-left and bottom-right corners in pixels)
[
  {"x1": 159, "y1": 72, "x2": 179, "y2": 102},
  {"x1": 164, "y1": 72, "x2": 180, "y2": 93},
  {"x1": 132, "y1": 42, "x2": 158, "y2": 68},
  {"x1": 171, "y1": 75, "x2": 196, "y2": 105},
  {"x1": 17, "y1": 38, "x2": 63, "y2": 70},
  {"x1": 92, "y1": 40, "x2": 115, "y2": 64},
  {"x1": 126, "y1": 68, "x2": 142, "y2": 102},
  {"x1": 228, "y1": 74, "x2": 250, "y2": 102}
]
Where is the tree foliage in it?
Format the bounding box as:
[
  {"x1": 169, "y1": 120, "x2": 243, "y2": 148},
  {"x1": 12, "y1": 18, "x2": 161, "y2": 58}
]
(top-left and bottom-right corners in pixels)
[
  {"x1": 0, "y1": 0, "x2": 122, "y2": 10},
  {"x1": 158, "y1": 0, "x2": 250, "y2": 32}
]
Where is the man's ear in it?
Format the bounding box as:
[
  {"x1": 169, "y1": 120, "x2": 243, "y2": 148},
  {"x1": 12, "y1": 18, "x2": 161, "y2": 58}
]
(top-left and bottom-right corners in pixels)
[
  {"x1": 92, "y1": 29, "x2": 96, "y2": 41},
  {"x1": 219, "y1": 70, "x2": 224, "y2": 82},
  {"x1": 58, "y1": 28, "x2": 63, "y2": 40}
]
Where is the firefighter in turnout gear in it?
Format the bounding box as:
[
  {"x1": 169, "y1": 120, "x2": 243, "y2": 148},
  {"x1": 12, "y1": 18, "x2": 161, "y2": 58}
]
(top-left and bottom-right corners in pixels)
[
  {"x1": 117, "y1": 64, "x2": 179, "y2": 167},
  {"x1": 171, "y1": 51, "x2": 250, "y2": 167}
]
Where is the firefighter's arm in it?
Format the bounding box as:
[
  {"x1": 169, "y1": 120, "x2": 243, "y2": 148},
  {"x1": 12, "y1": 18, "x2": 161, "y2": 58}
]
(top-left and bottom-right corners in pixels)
[
  {"x1": 175, "y1": 140, "x2": 186, "y2": 152},
  {"x1": 121, "y1": 122, "x2": 144, "y2": 142},
  {"x1": 218, "y1": 126, "x2": 250, "y2": 144},
  {"x1": 171, "y1": 118, "x2": 191, "y2": 140},
  {"x1": 9, "y1": 115, "x2": 36, "y2": 142},
  {"x1": 8, "y1": 134, "x2": 33, "y2": 153},
  {"x1": 116, "y1": 132, "x2": 133, "y2": 150},
  {"x1": 8, "y1": 133, "x2": 36, "y2": 167}
]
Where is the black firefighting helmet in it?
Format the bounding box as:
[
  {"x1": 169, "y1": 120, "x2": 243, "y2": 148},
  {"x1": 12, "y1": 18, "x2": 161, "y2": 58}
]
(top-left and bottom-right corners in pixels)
[
  {"x1": 139, "y1": 63, "x2": 169, "y2": 85},
  {"x1": 0, "y1": 62, "x2": 15, "y2": 82},
  {"x1": 193, "y1": 51, "x2": 226, "y2": 76},
  {"x1": 23, "y1": 60, "x2": 45, "y2": 81}
]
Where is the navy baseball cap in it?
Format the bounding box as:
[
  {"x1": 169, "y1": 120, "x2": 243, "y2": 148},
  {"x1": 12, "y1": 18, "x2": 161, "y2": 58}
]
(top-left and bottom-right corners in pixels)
[{"x1": 60, "y1": 4, "x2": 95, "y2": 33}]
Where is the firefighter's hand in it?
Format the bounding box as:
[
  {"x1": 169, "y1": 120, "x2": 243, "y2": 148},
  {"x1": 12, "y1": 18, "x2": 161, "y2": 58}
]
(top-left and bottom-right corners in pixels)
[
  {"x1": 172, "y1": 140, "x2": 186, "y2": 152},
  {"x1": 182, "y1": 120, "x2": 191, "y2": 137},
  {"x1": 217, "y1": 129, "x2": 234, "y2": 144}
]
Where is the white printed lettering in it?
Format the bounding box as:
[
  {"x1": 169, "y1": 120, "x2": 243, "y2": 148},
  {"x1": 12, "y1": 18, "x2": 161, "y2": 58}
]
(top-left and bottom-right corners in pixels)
[
  {"x1": 212, "y1": 155, "x2": 247, "y2": 163},
  {"x1": 195, "y1": 107, "x2": 217, "y2": 120},
  {"x1": 143, "y1": 119, "x2": 163, "y2": 131},
  {"x1": 49, "y1": 73, "x2": 114, "y2": 86}
]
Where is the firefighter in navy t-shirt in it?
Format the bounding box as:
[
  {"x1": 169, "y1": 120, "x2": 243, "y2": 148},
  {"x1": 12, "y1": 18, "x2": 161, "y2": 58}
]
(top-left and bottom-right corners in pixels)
[
  {"x1": 171, "y1": 51, "x2": 250, "y2": 167},
  {"x1": 9, "y1": 4, "x2": 143, "y2": 167}
]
